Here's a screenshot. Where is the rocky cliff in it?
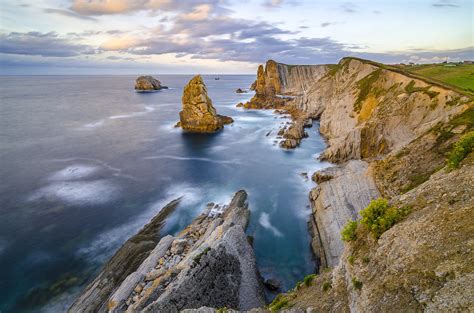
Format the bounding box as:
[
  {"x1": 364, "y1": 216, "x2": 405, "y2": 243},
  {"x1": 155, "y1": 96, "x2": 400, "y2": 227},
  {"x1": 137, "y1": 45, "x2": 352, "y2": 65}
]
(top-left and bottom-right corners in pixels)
[
  {"x1": 71, "y1": 191, "x2": 265, "y2": 312},
  {"x1": 135, "y1": 76, "x2": 168, "y2": 91},
  {"x1": 178, "y1": 75, "x2": 233, "y2": 132},
  {"x1": 254, "y1": 57, "x2": 473, "y2": 311}
]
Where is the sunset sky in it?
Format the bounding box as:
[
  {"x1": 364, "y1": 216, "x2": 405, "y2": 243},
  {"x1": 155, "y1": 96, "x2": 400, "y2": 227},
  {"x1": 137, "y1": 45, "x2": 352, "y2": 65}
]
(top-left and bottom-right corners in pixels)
[{"x1": 0, "y1": 0, "x2": 472, "y2": 74}]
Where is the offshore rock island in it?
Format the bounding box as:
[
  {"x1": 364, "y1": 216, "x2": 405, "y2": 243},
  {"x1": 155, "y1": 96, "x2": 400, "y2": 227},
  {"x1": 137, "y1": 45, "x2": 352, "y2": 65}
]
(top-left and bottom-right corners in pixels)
[
  {"x1": 177, "y1": 75, "x2": 233, "y2": 133},
  {"x1": 72, "y1": 58, "x2": 473, "y2": 312},
  {"x1": 135, "y1": 76, "x2": 168, "y2": 91}
]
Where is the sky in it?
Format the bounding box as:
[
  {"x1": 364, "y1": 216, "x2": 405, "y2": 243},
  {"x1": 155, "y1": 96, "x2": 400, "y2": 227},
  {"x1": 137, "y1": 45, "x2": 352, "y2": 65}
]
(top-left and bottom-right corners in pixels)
[{"x1": 0, "y1": 0, "x2": 473, "y2": 74}]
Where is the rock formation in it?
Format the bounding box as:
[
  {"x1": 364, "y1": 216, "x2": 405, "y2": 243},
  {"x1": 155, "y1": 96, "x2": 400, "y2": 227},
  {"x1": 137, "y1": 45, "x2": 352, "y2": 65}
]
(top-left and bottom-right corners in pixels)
[
  {"x1": 71, "y1": 191, "x2": 265, "y2": 312},
  {"x1": 135, "y1": 76, "x2": 168, "y2": 91},
  {"x1": 250, "y1": 57, "x2": 473, "y2": 312},
  {"x1": 178, "y1": 75, "x2": 233, "y2": 132},
  {"x1": 69, "y1": 198, "x2": 181, "y2": 312}
]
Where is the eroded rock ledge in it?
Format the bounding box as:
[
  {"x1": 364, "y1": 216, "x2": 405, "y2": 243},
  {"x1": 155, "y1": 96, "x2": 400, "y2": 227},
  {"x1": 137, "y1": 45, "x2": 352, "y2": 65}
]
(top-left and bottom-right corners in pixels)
[
  {"x1": 70, "y1": 190, "x2": 264, "y2": 312},
  {"x1": 178, "y1": 75, "x2": 233, "y2": 133}
]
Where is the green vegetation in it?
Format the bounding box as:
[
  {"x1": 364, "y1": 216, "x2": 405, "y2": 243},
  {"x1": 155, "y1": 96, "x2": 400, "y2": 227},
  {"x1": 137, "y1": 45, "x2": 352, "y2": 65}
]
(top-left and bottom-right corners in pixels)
[
  {"x1": 354, "y1": 69, "x2": 382, "y2": 112},
  {"x1": 304, "y1": 274, "x2": 317, "y2": 286},
  {"x1": 404, "y1": 63, "x2": 474, "y2": 94},
  {"x1": 341, "y1": 220, "x2": 358, "y2": 242},
  {"x1": 404, "y1": 80, "x2": 440, "y2": 99},
  {"x1": 447, "y1": 131, "x2": 474, "y2": 169},
  {"x1": 360, "y1": 198, "x2": 411, "y2": 239},
  {"x1": 347, "y1": 255, "x2": 355, "y2": 265},
  {"x1": 343, "y1": 57, "x2": 474, "y2": 97},
  {"x1": 362, "y1": 256, "x2": 370, "y2": 264},
  {"x1": 193, "y1": 247, "x2": 211, "y2": 264},
  {"x1": 352, "y1": 277, "x2": 363, "y2": 290},
  {"x1": 269, "y1": 294, "x2": 289, "y2": 312},
  {"x1": 322, "y1": 281, "x2": 332, "y2": 292}
]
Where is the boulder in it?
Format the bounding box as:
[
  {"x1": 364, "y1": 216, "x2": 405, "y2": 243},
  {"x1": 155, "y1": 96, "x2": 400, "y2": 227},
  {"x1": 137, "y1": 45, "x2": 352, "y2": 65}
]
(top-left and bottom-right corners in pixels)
[
  {"x1": 135, "y1": 76, "x2": 168, "y2": 91},
  {"x1": 235, "y1": 88, "x2": 247, "y2": 93},
  {"x1": 178, "y1": 75, "x2": 233, "y2": 133}
]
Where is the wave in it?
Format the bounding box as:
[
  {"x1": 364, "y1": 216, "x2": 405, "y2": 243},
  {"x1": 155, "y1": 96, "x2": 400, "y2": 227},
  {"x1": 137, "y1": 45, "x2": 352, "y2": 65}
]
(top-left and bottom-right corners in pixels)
[
  {"x1": 259, "y1": 212, "x2": 283, "y2": 237},
  {"x1": 28, "y1": 179, "x2": 120, "y2": 206},
  {"x1": 82, "y1": 119, "x2": 105, "y2": 129},
  {"x1": 77, "y1": 183, "x2": 203, "y2": 264},
  {"x1": 109, "y1": 106, "x2": 155, "y2": 120},
  {"x1": 48, "y1": 164, "x2": 99, "y2": 181}
]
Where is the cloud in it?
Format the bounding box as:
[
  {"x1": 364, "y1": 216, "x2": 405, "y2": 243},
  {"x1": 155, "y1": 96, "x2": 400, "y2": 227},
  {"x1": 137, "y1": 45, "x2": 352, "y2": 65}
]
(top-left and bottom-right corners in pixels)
[
  {"x1": 340, "y1": 2, "x2": 357, "y2": 13},
  {"x1": 432, "y1": 0, "x2": 459, "y2": 7},
  {"x1": 43, "y1": 8, "x2": 98, "y2": 21},
  {"x1": 70, "y1": 0, "x2": 229, "y2": 16},
  {"x1": 0, "y1": 32, "x2": 95, "y2": 57},
  {"x1": 263, "y1": 0, "x2": 299, "y2": 8},
  {"x1": 100, "y1": 36, "x2": 139, "y2": 50},
  {"x1": 321, "y1": 22, "x2": 335, "y2": 27}
]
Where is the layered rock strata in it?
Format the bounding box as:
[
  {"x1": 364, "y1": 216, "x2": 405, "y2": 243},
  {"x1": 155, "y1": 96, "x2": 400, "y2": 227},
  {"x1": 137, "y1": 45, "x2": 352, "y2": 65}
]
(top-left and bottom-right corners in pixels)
[
  {"x1": 69, "y1": 198, "x2": 181, "y2": 312},
  {"x1": 178, "y1": 75, "x2": 233, "y2": 132},
  {"x1": 71, "y1": 191, "x2": 265, "y2": 312},
  {"x1": 135, "y1": 76, "x2": 168, "y2": 91}
]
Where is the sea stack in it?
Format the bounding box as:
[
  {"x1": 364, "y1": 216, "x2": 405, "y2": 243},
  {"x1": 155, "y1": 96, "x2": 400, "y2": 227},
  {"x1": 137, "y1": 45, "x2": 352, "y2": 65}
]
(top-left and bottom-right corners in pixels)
[
  {"x1": 135, "y1": 75, "x2": 168, "y2": 91},
  {"x1": 177, "y1": 75, "x2": 233, "y2": 132}
]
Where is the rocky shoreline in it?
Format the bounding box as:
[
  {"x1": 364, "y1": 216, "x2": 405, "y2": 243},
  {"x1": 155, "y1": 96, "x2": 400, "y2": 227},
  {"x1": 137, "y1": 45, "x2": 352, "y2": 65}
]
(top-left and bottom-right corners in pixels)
[
  {"x1": 71, "y1": 57, "x2": 473, "y2": 312},
  {"x1": 70, "y1": 191, "x2": 265, "y2": 312}
]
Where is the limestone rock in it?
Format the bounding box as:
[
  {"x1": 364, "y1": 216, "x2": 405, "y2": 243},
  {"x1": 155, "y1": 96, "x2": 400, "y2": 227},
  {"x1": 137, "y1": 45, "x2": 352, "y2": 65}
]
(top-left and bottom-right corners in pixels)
[
  {"x1": 135, "y1": 76, "x2": 168, "y2": 91},
  {"x1": 68, "y1": 198, "x2": 181, "y2": 312},
  {"x1": 178, "y1": 75, "x2": 233, "y2": 133}
]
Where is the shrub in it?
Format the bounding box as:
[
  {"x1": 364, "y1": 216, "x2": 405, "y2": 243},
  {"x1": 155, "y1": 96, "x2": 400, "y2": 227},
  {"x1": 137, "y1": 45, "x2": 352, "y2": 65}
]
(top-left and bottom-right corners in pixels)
[
  {"x1": 304, "y1": 274, "x2": 317, "y2": 287},
  {"x1": 352, "y1": 278, "x2": 363, "y2": 290},
  {"x1": 347, "y1": 255, "x2": 355, "y2": 265},
  {"x1": 341, "y1": 220, "x2": 358, "y2": 242},
  {"x1": 269, "y1": 294, "x2": 289, "y2": 312},
  {"x1": 447, "y1": 131, "x2": 474, "y2": 169},
  {"x1": 362, "y1": 256, "x2": 370, "y2": 264},
  {"x1": 360, "y1": 198, "x2": 410, "y2": 239},
  {"x1": 322, "y1": 281, "x2": 332, "y2": 292}
]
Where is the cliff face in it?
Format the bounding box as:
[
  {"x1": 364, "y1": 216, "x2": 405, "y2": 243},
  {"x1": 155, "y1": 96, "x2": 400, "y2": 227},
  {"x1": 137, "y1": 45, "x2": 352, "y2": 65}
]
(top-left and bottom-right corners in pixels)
[
  {"x1": 71, "y1": 191, "x2": 265, "y2": 312},
  {"x1": 260, "y1": 58, "x2": 473, "y2": 311},
  {"x1": 178, "y1": 75, "x2": 233, "y2": 132}
]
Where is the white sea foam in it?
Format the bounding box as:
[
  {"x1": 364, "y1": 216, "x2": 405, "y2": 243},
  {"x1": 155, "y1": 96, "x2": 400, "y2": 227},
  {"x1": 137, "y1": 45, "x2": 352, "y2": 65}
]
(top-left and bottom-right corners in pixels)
[
  {"x1": 259, "y1": 212, "x2": 283, "y2": 237},
  {"x1": 28, "y1": 179, "x2": 120, "y2": 205},
  {"x1": 77, "y1": 183, "x2": 203, "y2": 263},
  {"x1": 48, "y1": 164, "x2": 99, "y2": 181},
  {"x1": 109, "y1": 106, "x2": 155, "y2": 119},
  {"x1": 82, "y1": 119, "x2": 105, "y2": 129}
]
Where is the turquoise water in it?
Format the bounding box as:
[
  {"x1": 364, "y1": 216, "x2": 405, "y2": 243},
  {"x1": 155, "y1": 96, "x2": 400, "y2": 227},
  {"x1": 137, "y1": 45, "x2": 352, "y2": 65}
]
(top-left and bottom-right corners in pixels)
[{"x1": 0, "y1": 75, "x2": 328, "y2": 312}]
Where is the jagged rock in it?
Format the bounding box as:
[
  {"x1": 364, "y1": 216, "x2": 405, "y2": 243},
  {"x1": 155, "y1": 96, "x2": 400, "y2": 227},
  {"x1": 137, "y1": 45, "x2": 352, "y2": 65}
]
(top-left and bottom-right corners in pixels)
[
  {"x1": 264, "y1": 278, "x2": 281, "y2": 291},
  {"x1": 68, "y1": 198, "x2": 181, "y2": 312},
  {"x1": 178, "y1": 75, "x2": 233, "y2": 133},
  {"x1": 235, "y1": 88, "x2": 247, "y2": 93},
  {"x1": 74, "y1": 191, "x2": 264, "y2": 312},
  {"x1": 135, "y1": 76, "x2": 168, "y2": 91}
]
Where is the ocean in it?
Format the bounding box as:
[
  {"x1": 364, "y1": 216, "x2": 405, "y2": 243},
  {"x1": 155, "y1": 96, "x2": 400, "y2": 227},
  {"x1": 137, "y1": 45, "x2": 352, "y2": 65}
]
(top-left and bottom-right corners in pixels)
[{"x1": 0, "y1": 75, "x2": 329, "y2": 312}]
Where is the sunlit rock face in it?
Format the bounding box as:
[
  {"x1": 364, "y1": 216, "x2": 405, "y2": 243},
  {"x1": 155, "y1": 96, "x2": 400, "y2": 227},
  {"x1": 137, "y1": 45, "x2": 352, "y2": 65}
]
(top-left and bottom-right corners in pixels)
[
  {"x1": 135, "y1": 76, "x2": 168, "y2": 91},
  {"x1": 178, "y1": 75, "x2": 233, "y2": 133}
]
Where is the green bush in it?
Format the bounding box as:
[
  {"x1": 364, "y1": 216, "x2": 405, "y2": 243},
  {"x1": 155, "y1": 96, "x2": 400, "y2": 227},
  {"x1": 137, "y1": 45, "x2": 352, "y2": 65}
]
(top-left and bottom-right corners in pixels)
[
  {"x1": 447, "y1": 131, "x2": 474, "y2": 169},
  {"x1": 360, "y1": 198, "x2": 410, "y2": 239},
  {"x1": 352, "y1": 278, "x2": 363, "y2": 290},
  {"x1": 347, "y1": 255, "x2": 355, "y2": 265},
  {"x1": 269, "y1": 294, "x2": 289, "y2": 312},
  {"x1": 304, "y1": 274, "x2": 316, "y2": 286},
  {"x1": 322, "y1": 281, "x2": 332, "y2": 292},
  {"x1": 341, "y1": 220, "x2": 358, "y2": 242},
  {"x1": 362, "y1": 256, "x2": 370, "y2": 264}
]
